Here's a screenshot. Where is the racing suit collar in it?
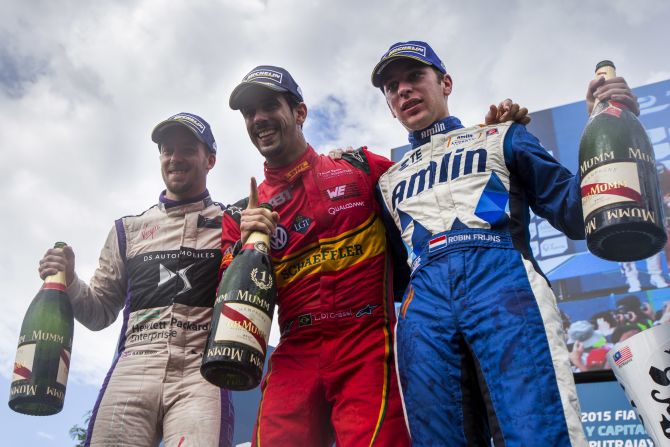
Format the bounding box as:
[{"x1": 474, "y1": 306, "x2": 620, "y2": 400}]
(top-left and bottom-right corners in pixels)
[
  {"x1": 264, "y1": 145, "x2": 317, "y2": 185},
  {"x1": 159, "y1": 189, "x2": 212, "y2": 209},
  {"x1": 408, "y1": 116, "x2": 464, "y2": 148}
]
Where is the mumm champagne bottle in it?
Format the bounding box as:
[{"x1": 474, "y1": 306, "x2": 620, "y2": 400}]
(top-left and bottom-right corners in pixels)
[
  {"x1": 201, "y1": 205, "x2": 276, "y2": 390},
  {"x1": 9, "y1": 242, "x2": 74, "y2": 415},
  {"x1": 579, "y1": 60, "x2": 666, "y2": 261}
]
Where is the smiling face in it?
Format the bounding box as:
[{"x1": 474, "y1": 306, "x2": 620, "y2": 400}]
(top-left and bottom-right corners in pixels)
[
  {"x1": 239, "y1": 89, "x2": 307, "y2": 167},
  {"x1": 381, "y1": 59, "x2": 452, "y2": 132},
  {"x1": 158, "y1": 126, "x2": 215, "y2": 201}
]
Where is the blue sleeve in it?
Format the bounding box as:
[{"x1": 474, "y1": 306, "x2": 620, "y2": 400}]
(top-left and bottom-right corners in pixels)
[
  {"x1": 503, "y1": 123, "x2": 585, "y2": 240},
  {"x1": 375, "y1": 184, "x2": 411, "y2": 302}
]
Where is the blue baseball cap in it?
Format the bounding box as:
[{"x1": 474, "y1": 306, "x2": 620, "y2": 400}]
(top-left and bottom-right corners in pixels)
[
  {"x1": 371, "y1": 40, "x2": 447, "y2": 88},
  {"x1": 229, "y1": 65, "x2": 304, "y2": 110},
  {"x1": 151, "y1": 112, "x2": 217, "y2": 154}
]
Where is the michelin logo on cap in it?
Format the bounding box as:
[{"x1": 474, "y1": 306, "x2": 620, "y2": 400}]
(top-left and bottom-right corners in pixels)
[
  {"x1": 245, "y1": 69, "x2": 284, "y2": 85},
  {"x1": 170, "y1": 114, "x2": 206, "y2": 134},
  {"x1": 386, "y1": 44, "x2": 427, "y2": 58},
  {"x1": 371, "y1": 40, "x2": 447, "y2": 88}
]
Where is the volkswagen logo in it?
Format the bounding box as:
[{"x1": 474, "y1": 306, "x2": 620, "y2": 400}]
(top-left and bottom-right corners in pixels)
[{"x1": 271, "y1": 225, "x2": 289, "y2": 251}]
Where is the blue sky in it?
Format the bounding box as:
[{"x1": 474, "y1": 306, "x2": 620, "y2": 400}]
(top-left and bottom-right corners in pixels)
[
  {"x1": 1, "y1": 0, "x2": 670, "y2": 445},
  {"x1": 2, "y1": 376, "x2": 98, "y2": 446}
]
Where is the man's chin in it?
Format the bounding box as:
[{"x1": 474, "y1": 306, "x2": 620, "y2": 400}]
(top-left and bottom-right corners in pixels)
[
  {"x1": 403, "y1": 116, "x2": 432, "y2": 132},
  {"x1": 165, "y1": 183, "x2": 191, "y2": 197},
  {"x1": 258, "y1": 145, "x2": 282, "y2": 160}
]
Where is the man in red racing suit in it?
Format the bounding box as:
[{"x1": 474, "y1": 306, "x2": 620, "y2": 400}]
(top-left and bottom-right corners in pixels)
[{"x1": 219, "y1": 65, "x2": 411, "y2": 447}]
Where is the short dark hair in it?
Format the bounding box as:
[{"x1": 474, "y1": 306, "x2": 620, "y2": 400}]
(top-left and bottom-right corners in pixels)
[
  {"x1": 284, "y1": 93, "x2": 302, "y2": 110},
  {"x1": 432, "y1": 67, "x2": 445, "y2": 84},
  {"x1": 611, "y1": 324, "x2": 640, "y2": 343}
]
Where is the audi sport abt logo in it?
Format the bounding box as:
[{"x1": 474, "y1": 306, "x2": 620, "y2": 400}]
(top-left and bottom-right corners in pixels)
[{"x1": 268, "y1": 189, "x2": 292, "y2": 208}]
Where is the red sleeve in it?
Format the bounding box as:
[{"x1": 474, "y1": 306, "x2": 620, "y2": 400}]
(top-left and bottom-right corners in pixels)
[
  {"x1": 361, "y1": 147, "x2": 394, "y2": 183},
  {"x1": 219, "y1": 201, "x2": 246, "y2": 281}
]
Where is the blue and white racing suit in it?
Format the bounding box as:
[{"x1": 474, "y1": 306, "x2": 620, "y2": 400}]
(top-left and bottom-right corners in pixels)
[{"x1": 377, "y1": 116, "x2": 588, "y2": 446}]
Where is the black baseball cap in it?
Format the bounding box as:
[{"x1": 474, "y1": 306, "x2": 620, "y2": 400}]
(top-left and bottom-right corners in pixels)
[
  {"x1": 371, "y1": 40, "x2": 447, "y2": 88},
  {"x1": 151, "y1": 112, "x2": 217, "y2": 154},
  {"x1": 229, "y1": 65, "x2": 304, "y2": 110}
]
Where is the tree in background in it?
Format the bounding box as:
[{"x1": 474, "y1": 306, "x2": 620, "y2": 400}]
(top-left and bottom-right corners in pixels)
[{"x1": 69, "y1": 411, "x2": 91, "y2": 446}]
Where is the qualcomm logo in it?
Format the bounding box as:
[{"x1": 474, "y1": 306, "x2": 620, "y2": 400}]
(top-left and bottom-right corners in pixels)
[{"x1": 157, "y1": 263, "x2": 194, "y2": 295}]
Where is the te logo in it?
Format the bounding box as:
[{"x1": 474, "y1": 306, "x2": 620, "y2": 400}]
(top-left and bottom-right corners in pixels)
[
  {"x1": 399, "y1": 149, "x2": 422, "y2": 171},
  {"x1": 327, "y1": 185, "x2": 346, "y2": 199}
]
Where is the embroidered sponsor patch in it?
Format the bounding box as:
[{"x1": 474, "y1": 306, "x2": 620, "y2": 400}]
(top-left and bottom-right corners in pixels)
[
  {"x1": 271, "y1": 225, "x2": 289, "y2": 250},
  {"x1": 428, "y1": 235, "x2": 447, "y2": 252},
  {"x1": 613, "y1": 346, "x2": 633, "y2": 367},
  {"x1": 291, "y1": 214, "x2": 312, "y2": 234}
]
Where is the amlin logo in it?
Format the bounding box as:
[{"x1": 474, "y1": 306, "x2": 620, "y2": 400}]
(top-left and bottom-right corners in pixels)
[{"x1": 246, "y1": 70, "x2": 283, "y2": 85}]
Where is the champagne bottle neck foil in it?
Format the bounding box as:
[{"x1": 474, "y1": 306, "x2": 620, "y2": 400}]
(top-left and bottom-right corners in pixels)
[
  {"x1": 595, "y1": 61, "x2": 616, "y2": 80},
  {"x1": 246, "y1": 231, "x2": 270, "y2": 246},
  {"x1": 591, "y1": 61, "x2": 626, "y2": 117},
  {"x1": 44, "y1": 270, "x2": 67, "y2": 287}
]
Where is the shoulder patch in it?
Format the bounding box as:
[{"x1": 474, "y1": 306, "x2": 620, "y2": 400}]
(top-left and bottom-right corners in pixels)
[
  {"x1": 341, "y1": 147, "x2": 370, "y2": 174},
  {"x1": 224, "y1": 197, "x2": 249, "y2": 224}
]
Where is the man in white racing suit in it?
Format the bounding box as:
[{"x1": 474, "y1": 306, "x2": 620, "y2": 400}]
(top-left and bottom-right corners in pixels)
[{"x1": 38, "y1": 113, "x2": 234, "y2": 446}]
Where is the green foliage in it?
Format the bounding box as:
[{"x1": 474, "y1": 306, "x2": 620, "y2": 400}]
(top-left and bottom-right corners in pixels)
[{"x1": 69, "y1": 410, "x2": 91, "y2": 446}]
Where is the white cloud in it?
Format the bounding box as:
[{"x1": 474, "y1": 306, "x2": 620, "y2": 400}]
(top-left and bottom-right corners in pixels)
[
  {"x1": 36, "y1": 431, "x2": 55, "y2": 440},
  {"x1": 1, "y1": 0, "x2": 669, "y2": 387}
]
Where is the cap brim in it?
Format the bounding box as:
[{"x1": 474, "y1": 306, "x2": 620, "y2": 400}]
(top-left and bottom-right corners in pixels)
[
  {"x1": 229, "y1": 81, "x2": 289, "y2": 110},
  {"x1": 151, "y1": 120, "x2": 205, "y2": 145},
  {"x1": 371, "y1": 55, "x2": 435, "y2": 88}
]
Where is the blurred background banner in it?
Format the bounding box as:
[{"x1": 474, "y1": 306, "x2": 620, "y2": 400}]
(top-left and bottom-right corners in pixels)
[{"x1": 529, "y1": 79, "x2": 670, "y2": 378}]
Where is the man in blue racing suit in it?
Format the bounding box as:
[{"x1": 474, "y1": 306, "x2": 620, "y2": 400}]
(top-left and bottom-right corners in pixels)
[{"x1": 371, "y1": 41, "x2": 639, "y2": 446}]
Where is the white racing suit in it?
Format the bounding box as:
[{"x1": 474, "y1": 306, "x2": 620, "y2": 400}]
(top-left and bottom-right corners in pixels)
[
  {"x1": 67, "y1": 191, "x2": 234, "y2": 447},
  {"x1": 377, "y1": 117, "x2": 587, "y2": 446}
]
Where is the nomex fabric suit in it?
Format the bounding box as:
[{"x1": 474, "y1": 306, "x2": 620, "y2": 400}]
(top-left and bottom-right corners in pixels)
[
  {"x1": 377, "y1": 117, "x2": 588, "y2": 446},
  {"x1": 68, "y1": 191, "x2": 234, "y2": 447},
  {"x1": 220, "y1": 146, "x2": 410, "y2": 447}
]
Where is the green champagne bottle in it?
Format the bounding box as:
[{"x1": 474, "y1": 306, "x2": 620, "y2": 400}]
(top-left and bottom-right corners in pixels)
[
  {"x1": 579, "y1": 60, "x2": 667, "y2": 261},
  {"x1": 201, "y1": 205, "x2": 276, "y2": 390},
  {"x1": 9, "y1": 242, "x2": 74, "y2": 415}
]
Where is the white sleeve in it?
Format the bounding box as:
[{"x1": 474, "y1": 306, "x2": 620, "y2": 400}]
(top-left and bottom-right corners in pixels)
[{"x1": 66, "y1": 224, "x2": 127, "y2": 331}]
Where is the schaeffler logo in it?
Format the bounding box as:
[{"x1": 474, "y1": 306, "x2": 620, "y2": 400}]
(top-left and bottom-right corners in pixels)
[{"x1": 157, "y1": 263, "x2": 194, "y2": 295}]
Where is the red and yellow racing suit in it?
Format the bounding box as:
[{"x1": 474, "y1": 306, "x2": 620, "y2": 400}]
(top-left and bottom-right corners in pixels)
[{"x1": 220, "y1": 146, "x2": 410, "y2": 447}]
